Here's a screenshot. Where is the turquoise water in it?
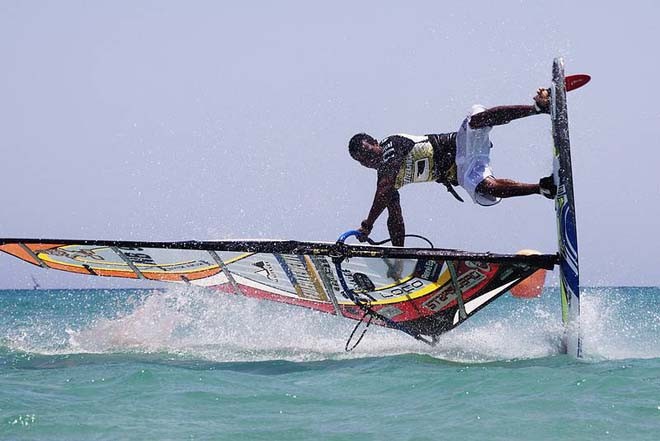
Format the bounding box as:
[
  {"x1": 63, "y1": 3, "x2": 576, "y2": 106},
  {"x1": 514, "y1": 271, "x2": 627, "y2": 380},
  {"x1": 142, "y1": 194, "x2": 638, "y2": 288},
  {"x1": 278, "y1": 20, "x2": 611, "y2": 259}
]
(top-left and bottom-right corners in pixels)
[{"x1": 1, "y1": 287, "x2": 659, "y2": 440}]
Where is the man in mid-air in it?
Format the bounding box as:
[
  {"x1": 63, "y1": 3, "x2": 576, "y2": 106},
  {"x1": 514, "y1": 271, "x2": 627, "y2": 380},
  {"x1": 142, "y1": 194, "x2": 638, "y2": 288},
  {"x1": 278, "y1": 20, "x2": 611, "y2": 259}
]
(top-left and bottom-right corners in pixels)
[{"x1": 349, "y1": 88, "x2": 555, "y2": 247}]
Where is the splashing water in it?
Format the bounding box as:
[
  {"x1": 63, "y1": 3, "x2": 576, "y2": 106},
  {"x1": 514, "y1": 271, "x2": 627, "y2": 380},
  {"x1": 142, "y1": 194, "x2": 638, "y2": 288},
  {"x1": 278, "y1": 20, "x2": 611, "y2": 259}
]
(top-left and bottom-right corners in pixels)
[
  {"x1": 580, "y1": 287, "x2": 660, "y2": 360},
  {"x1": 2, "y1": 286, "x2": 659, "y2": 363}
]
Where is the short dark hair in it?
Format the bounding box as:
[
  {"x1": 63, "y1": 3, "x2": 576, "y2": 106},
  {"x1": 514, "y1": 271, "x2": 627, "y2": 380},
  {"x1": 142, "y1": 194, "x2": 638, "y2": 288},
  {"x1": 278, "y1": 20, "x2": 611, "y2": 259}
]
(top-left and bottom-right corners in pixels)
[{"x1": 348, "y1": 133, "x2": 377, "y2": 160}]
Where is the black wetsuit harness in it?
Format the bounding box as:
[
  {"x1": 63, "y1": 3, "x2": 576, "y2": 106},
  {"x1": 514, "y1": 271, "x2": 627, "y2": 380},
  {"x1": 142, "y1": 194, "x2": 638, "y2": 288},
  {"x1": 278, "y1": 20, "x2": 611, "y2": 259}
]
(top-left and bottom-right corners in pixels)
[{"x1": 427, "y1": 132, "x2": 462, "y2": 201}]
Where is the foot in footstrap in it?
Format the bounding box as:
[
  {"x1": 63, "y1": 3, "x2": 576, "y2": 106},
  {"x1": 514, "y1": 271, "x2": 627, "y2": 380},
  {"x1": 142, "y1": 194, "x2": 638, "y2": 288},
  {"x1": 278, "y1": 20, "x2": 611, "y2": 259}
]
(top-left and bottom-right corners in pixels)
[{"x1": 539, "y1": 175, "x2": 557, "y2": 199}]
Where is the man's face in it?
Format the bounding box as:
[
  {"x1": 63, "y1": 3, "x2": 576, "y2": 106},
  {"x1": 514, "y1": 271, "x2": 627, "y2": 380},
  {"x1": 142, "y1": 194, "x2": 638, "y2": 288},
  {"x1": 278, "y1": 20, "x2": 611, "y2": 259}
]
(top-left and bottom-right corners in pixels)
[{"x1": 354, "y1": 139, "x2": 382, "y2": 168}]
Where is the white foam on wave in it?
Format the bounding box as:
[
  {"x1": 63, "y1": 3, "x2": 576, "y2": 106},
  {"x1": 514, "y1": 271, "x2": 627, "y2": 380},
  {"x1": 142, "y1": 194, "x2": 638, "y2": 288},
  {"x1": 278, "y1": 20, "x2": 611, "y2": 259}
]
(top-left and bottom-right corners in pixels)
[
  {"x1": 65, "y1": 286, "x2": 567, "y2": 363},
  {"x1": 433, "y1": 287, "x2": 660, "y2": 362},
  {"x1": 10, "y1": 286, "x2": 659, "y2": 363},
  {"x1": 65, "y1": 286, "x2": 418, "y2": 361},
  {"x1": 580, "y1": 287, "x2": 660, "y2": 360},
  {"x1": 428, "y1": 302, "x2": 566, "y2": 362}
]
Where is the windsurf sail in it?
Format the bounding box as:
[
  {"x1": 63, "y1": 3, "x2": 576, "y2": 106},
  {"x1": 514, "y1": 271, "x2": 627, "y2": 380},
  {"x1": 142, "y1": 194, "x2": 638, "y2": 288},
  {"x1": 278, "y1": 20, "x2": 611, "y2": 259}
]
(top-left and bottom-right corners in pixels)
[
  {"x1": 0, "y1": 237, "x2": 558, "y2": 345},
  {"x1": 551, "y1": 57, "x2": 582, "y2": 357}
]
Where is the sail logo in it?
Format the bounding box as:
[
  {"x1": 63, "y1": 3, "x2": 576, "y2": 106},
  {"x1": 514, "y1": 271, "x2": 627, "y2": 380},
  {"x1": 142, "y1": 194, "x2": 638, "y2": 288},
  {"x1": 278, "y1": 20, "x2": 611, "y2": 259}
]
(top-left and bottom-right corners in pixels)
[
  {"x1": 122, "y1": 251, "x2": 157, "y2": 265},
  {"x1": 382, "y1": 279, "x2": 425, "y2": 298},
  {"x1": 45, "y1": 247, "x2": 105, "y2": 262},
  {"x1": 423, "y1": 270, "x2": 486, "y2": 312},
  {"x1": 416, "y1": 260, "x2": 442, "y2": 281},
  {"x1": 311, "y1": 256, "x2": 341, "y2": 294},
  {"x1": 278, "y1": 255, "x2": 327, "y2": 301},
  {"x1": 253, "y1": 260, "x2": 278, "y2": 282}
]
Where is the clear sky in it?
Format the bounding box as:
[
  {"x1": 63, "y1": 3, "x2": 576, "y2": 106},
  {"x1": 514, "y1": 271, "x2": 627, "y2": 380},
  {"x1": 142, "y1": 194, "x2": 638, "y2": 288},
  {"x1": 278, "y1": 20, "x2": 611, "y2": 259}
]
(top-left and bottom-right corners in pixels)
[{"x1": 1, "y1": 0, "x2": 658, "y2": 288}]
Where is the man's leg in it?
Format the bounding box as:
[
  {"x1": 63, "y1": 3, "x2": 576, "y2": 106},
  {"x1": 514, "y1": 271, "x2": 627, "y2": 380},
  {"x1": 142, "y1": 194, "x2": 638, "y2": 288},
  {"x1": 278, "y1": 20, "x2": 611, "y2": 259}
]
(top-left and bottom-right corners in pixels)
[{"x1": 477, "y1": 176, "x2": 555, "y2": 199}]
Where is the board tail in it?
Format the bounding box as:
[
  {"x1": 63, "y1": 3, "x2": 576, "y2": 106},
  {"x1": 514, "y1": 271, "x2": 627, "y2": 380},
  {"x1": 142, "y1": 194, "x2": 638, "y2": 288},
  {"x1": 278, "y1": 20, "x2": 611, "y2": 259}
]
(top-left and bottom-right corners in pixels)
[{"x1": 551, "y1": 57, "x2": 582, "y2": 357}]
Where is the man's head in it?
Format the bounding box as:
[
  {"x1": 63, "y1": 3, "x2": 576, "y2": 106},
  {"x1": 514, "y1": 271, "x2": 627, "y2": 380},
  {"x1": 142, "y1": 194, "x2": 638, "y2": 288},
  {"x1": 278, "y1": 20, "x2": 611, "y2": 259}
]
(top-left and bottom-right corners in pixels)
[{"x1": 348, "y1": 133, "x2": 382, "y2": 168}]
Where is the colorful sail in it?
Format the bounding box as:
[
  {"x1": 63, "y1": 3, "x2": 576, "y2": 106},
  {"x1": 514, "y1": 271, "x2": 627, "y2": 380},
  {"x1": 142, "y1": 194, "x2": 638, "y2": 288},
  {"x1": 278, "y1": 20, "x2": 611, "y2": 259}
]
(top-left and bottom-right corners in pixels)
[{"x1": 0, "y1": 238, "x2": 557, "y2": 343}]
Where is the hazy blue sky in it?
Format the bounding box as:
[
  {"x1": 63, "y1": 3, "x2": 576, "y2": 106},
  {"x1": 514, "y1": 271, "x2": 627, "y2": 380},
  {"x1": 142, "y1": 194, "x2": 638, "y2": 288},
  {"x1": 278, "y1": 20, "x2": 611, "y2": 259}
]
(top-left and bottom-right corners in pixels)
[{"x1": 1, "y1": 0, "x2": 658, "y2": 288}]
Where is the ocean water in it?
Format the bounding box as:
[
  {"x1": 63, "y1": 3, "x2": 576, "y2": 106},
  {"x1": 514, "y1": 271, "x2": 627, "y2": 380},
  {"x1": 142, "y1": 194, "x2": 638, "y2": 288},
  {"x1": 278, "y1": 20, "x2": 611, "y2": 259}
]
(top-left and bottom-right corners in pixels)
[{"x1": 1, "y1": 286, "x2": 659, "y2": 440}]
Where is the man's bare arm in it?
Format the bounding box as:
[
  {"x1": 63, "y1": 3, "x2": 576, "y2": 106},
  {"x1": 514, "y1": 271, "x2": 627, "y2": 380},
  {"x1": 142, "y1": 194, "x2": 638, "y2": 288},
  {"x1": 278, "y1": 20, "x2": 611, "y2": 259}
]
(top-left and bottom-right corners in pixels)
[
  {"x1": 386, "y1": 189, "x2": 405, "y2": 246},
  {"x1": 359, "y1": 173, "x2": 397, "y2": 238},
  {"x1": 469, "y1": 105, "x2": 538, "y2": 129},
  {"x1": 469, "y1": 88, "x2": 550, "y2": 129}
]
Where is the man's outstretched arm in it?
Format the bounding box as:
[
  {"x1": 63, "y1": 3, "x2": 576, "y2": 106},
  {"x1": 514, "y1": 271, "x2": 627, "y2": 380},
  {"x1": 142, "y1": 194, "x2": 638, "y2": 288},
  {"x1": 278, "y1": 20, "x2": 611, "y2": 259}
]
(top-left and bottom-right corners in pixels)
[
  {"x1": 386, "y1": 189, "x2": 405, "y2": 246},
  {"x1": 358, "y1": 174, "x2": 397, "y2": 240},
  {"x1": 470, "y1": 88, "x2": 550, "y2": 129}
]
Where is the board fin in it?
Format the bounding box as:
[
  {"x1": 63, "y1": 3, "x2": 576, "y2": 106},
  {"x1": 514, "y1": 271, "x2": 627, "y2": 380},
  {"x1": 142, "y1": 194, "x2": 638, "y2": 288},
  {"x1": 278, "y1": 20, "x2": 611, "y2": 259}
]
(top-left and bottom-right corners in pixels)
[{"x1": 565, "y1": 74, "x2": 591, "y2": 92}]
